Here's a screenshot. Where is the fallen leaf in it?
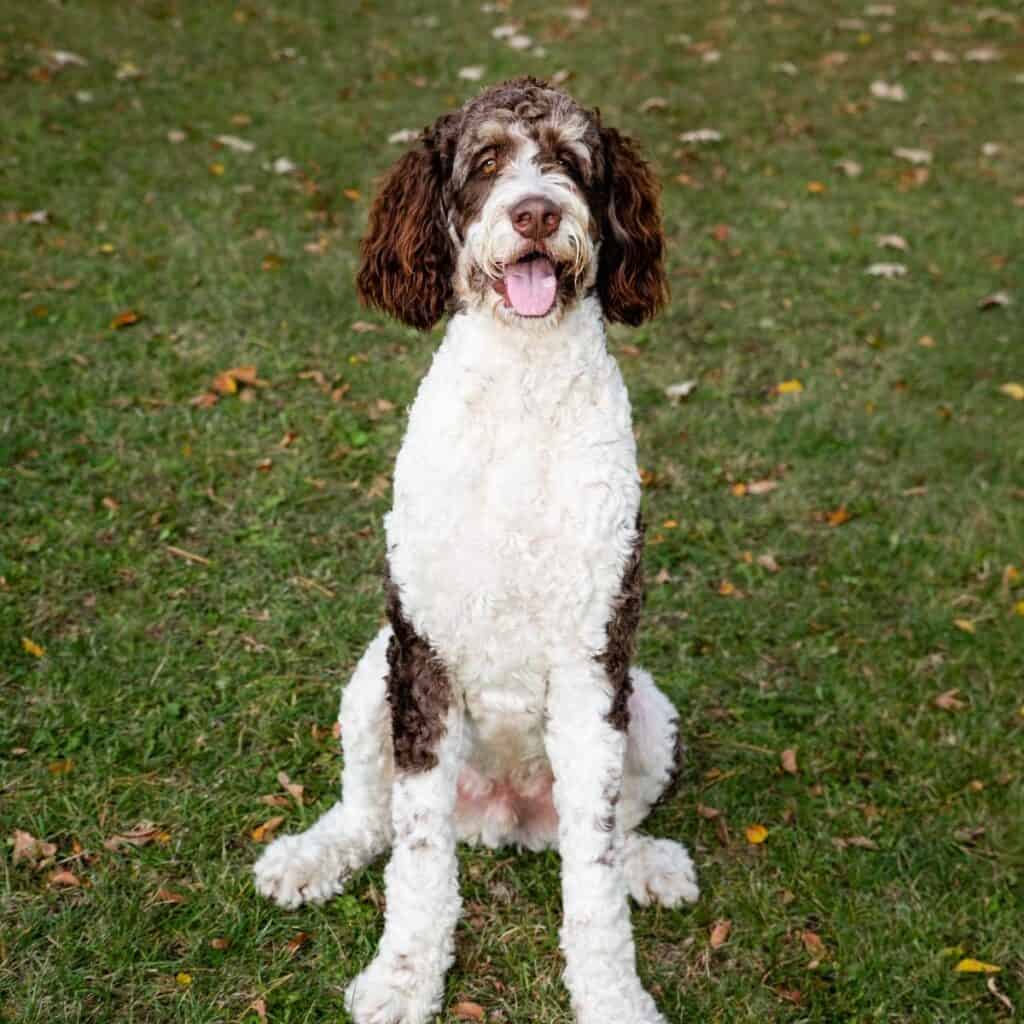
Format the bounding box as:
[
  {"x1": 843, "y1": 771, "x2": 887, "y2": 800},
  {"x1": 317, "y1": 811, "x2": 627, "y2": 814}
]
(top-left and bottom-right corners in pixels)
[
  {"x1": 276, "y1": 771, "x2": 305, "y2": 807},
  {"x1": 843, "y1": 835, "x2": 878, "y2": 850},
  {"x1": 745, "y1": 824, "x2": 768, "y2": 844},
  {"x1": 22, "y1": 637, "x2": 45, "y2": 658},
  {"x1": 249, "y1": 997, "x2": 268, "y2": 1023},
  {"x1": 775, "y1": 379, "x2": 803, "y2": 394},
  {"x1": 639, "y1": 96, "x2": 669, "y2": 113},
  {"x1": 998, "y1": 383, "x2": 1024, "y2": 401},
  {"x1": 271, "y1": 156, "x2": 297, "y2": 174},
  {"x1": 781, "y1": 749, "x2": 798, "y2": 775},
  {"x1": 210, "y1": 937, "x2": 231, "y2": 950},
  {"x1": 452, "y1": 1003, "x2": 485, "y2": 1022},
  {"x1": 978, "y1": 290, "x2": 1011, "y2": 310},
  {"x1": 343, "y1": 188, "x2": 361, "y2": 201},
  {"x1": 710, "y1": 919, "x2": 732, "y2": 948},
  {"x1": 877, "y1": 234, "x2": 909, "y2": 251},
  {"x1": 807, "y1": 180, "x2": 827, "y2": 194},
  {"x1": 48, "y1": 759, "x2": 73, "y2": 774},
  {"x1": 775, "y1": 987, "x2": 803, "y2": 1005},
  {"x1": 965, "y1": 47, "x2": 1001, "y2": 63},
  {"x1": 12, "y1": 830, "x2": 57, "y2": 867},
  {"x1": 115, "y1": 61, "x2": 143, "y2": 81},
  {"x1": 153, "y1": 887, "x2": 186, "y2": 905},
  {"x1": 458, "y1": 65, "x2": 485, "y2": 81},
  {"x1": 758, "y1": 553, "x2": 780, "y2": 572},
  {"x1": 893, "y1": 147, "x2": 932, "y2": 165},
  {"x1": 175, "y1": 972, "x2": 192, "y2": 987},
  {"x1": 215, "y1": 134, "x2": 255, "y2": 154},
  {"x1": 167, "y1": 129, "x2": 187, "y2": 144},
  {"x1": 934, "y1": 688, "x2": 966, "y2": 711},
  {"x1": 48, "y1": 869, "x2": 81, "y2": 887},
  {"x1": 664, "y1": 380, "x2": 698, "y2": 401},
  {"x1": 351, "y1": 320, "x2": 380, "y2": 334},
  {"x1": 826, "y1": 506, "x2": 851, "y2": 527},
  {"x1": 746, "y1": 479, "x2": 779, "y2": 495},
  {"x1": 871, "y1": 80, "x2": 907, "y2": 102},
  {"x1": 286, "y1": 931, "x2": 312, "y2": 956},
  {"x1": 955, "y1": 958, "x2": 1001, "y2": 974},
  {"x1": 104, "y1": 822, "x2": 170, "y2": 852},
  {"x1": 110, "y1": 309, "x2": 142, "y2": 329},
  {"x1": 679, "y1": 128, "x2": 723, "y2": 144},
  {"x1": 251, "y1": 816, "x2": 285, "y2": 843},
  {"x1": 388, "y1": 129, "x2": 420, "y2": 145},
  {"x1": 209, "y1": 162, "x2": 225, "y2": 176},
  {"x1": 866, "y1": 262, "x2": 907, "y2": 278},
  {"x1": 802, "y1": 930, "x2": 826, "y2": 957},
  {"x1": 954, "y1": 618, "x2": 976, "y2": 635},
  {"x1": 835, "y1": 158, "x2": 862, "y2": 177}
]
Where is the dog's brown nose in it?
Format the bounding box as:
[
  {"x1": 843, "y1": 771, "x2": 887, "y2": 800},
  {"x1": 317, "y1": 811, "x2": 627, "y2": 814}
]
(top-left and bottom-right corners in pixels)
[{"x1": 509, "y1": 195, "x2": 561, "y2": 240}]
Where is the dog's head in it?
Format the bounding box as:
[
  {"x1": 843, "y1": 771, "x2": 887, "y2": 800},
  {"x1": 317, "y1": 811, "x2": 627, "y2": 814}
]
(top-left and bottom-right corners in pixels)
[{"x1": 357, "y1": 77, "x2": 667, "y2": 331}]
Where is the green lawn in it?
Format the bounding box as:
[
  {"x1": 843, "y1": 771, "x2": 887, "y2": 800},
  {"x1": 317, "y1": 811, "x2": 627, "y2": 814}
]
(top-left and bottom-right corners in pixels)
[{"x1": 2, "y1": 1, "x2": 1022, "y2": 1021}]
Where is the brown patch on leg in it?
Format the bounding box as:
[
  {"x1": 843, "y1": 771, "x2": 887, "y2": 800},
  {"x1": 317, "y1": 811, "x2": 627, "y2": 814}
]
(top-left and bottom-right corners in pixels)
[
  {"x1": 384, "y1": 569, "x2": 452, "y2": 774},
  {"x1": 598, "y1": 514, "x2": 645, "y2": 732}
]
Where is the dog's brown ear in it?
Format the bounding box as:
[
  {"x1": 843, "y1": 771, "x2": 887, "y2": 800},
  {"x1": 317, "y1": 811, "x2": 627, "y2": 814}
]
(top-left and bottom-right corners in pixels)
[
  {"x1": 357, "y1": 121, "x2": 454, "y2": 331},
  {"x1": 596, "y1": 125, "x2": 668, "y2": 326}
]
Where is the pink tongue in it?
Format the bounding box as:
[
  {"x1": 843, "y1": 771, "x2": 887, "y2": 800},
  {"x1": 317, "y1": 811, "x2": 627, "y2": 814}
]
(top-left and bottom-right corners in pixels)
[{"x1": 503, "y1": 257, "x2": 557, "y2": 317}]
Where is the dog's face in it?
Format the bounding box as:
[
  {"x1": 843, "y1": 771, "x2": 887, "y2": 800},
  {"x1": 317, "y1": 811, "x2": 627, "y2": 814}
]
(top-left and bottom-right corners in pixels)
[{"x1": 357, "y1": 77, "x2": 667, "y2": 331}]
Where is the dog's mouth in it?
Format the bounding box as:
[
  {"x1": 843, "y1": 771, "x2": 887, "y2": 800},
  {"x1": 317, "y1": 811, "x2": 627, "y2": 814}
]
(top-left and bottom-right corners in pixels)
[{"x1": 492, "y1": 250, "x2": 561, "y2": 318}]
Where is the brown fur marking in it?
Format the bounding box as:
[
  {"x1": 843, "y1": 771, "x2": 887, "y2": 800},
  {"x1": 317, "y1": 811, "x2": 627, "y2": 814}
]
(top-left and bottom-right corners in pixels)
[
  {"x1": 384, "y1": 569, "x2": 453, "y2": 773},
  {"x1": 600, "y1": 515, "x2": 645, "y2": 732}
]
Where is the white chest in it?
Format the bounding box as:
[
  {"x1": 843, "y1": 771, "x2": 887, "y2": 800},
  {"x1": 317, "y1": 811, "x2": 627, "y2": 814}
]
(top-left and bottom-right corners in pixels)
[{"x1": 385, "y1": 301, "x2": 641, "y2": 680}]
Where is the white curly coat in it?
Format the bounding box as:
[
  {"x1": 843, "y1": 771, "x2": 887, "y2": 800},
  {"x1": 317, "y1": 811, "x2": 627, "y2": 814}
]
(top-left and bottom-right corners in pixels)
[{"x1": 255, "y1": 87, "x2": 698, "y2": 1024}]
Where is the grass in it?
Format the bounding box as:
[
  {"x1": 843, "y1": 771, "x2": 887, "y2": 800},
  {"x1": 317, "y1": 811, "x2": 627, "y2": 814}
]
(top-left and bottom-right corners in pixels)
[{"x1": 1, "y1": 1, "x2": 1022, "y2": 1021}]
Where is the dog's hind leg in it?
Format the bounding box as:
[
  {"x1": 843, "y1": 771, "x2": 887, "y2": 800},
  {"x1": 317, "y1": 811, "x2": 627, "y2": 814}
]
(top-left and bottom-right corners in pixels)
[
  {"x1": 253, "y1": 627, "x2": 394, "y2": 909},
  {"x1": 619, "y1": 667, "x2": 699, "y2": 908}
]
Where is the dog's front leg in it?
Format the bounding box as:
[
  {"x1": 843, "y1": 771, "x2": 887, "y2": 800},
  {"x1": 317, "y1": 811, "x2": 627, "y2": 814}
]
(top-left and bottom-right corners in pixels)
[
  {"x1": 345, "y1": 618, "x2": 463, "y2": 1024},
  {"x1": 546, "y1": 661, "x2": 667, "y2": 1024}
]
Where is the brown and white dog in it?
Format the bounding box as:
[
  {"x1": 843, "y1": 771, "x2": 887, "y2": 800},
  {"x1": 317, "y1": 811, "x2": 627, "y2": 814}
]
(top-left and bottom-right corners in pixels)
[{"x1": 255, "y1": 77, "x2": 698, "y2": 1024}]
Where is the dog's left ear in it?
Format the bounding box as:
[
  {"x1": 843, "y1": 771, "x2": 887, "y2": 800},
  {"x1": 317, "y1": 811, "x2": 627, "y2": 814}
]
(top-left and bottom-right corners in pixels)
[
  {"x1": 596, "y1": 125, "x2": 668, "y2": 326},
  {"x1": 357, "y1": 117, "x2": 455, "y2": 331}
]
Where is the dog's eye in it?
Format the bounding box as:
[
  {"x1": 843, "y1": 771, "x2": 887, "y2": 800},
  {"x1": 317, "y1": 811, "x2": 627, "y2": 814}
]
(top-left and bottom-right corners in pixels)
[{"x1": 479, "y1": 157, "x2": 498, "y2": 176}]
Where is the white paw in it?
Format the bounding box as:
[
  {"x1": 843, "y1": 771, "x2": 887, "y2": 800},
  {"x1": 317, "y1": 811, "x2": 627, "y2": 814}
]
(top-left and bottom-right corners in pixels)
[
  {"x1": 345, "y1": 955, "x2": 443, "y2": 1024},
  {"x1": 252, "y1": 832, "x2": 347, "y2": 909},
  {"x1": 572, "y1": 983, "x2": 667, "y2": 1024},
  {"x1": 624, "y1": 836, "x2": 700, "y2": 908}
]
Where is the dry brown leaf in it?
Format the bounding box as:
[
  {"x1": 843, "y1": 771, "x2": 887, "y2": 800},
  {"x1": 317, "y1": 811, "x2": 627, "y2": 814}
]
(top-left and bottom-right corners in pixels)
[
  {"x1": 696, "y1": 803, "x2": 721, "y2": 819},
  {"x1": 710, "y1": 919, "x2": 732, "y2": 948},
  {"x1": 452, "y1": 1002, "x2": 485, "y2": 1022},
  {"x1": 259, "y1": 794, "x2": 290, "y2": 808},
  {"x1": 49, "y1": 869, "x2": 81, "y2": 887},
  {"x1": 843, "y1": 835, "x2": 879, "y2": 850},
  {"x1": 934, "y1": 688, "x2": 966, "y2": 711},
  {"x1": 286, "y1": 931, "x2": 312, "y2": 956},
  {"x1": 757, "y1": 553, "x2": 780, "y2": 573},
  {"x1": 152, "y1": 887, "x2": 186, "y2": 905},
  {"x1": 978, "y1": 290, "x2": 1011, "y2": 310},
  {"x1": 12, "y1": 830, "x2": 58, "y2": 867},
  {"x1": 780, "y1": 749, "x2": 798, "y2": 775},
  {"x1": 746, "y1": 479, "x2": 778, "y2": 495},
  {"x1": 251, "y1": 816, "x2": 285, "y2": 843},
  {"x1": 276, "y1": 771, "x2": 305, "y2": 807},
  {"x1": 351, "y1": 320, "x2": 380, "y2": 334},
  {"x1": 249, "y1": 997, "x2": 268, "y2": 1023},
  {"x1": 210, "y1": 937, "x2": 231, "y2": 950},
  {"x1": 987, "y1": 976, "x2": 1014, "y2": 1013},
  {"x1": 104, "y1": 822, "x2": 168, "y2": 851},
  {"x1": 802, "y1": 930, "x2": 826, "y2": 957}
]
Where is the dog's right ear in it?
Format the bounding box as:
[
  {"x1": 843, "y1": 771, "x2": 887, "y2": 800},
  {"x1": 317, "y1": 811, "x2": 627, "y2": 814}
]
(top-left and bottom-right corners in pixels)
[{"x1": 357, "y1": 119, "x2": 455, "y2": 331}]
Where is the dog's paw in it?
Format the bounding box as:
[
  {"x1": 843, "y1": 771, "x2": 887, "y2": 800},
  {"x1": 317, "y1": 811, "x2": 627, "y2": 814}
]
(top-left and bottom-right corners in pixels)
[
  {"x1": 624, "y1": 836, "x2": 699, "y2": 908},
  {"x1": 252, "y1": 832, "x2": 347, "y2": 909},
  {"x1": 344, "y1": 955, "x2": 443, "y2": 1024},
  {"x1": 572, "y1": 983, "x2": 667, "y2": 1024}
]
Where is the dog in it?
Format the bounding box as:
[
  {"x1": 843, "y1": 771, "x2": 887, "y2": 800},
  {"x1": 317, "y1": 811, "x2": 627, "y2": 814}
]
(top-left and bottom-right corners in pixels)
[{"x1": 254, "y1": 77, "x2": 699, "y2": 1024}]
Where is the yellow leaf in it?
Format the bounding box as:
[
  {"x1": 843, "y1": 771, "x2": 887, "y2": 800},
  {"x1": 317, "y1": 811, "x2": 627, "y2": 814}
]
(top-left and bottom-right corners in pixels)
[
  {"x1": 1014, "y1": 601, "x2": 1024, "y2": 617},
  {"x1": 807, "y1": 181, "x2": 827, "y2": 194},
  {"x1": 954, "y1": 958, "x2": 1001, "y2": 974},
  {"x1": 827, "y1": 506, "x2": 851, "y2": 528},
  {"x1": 209, "y1": 162, "x2": 225, "y2": 176},
  {"x1": 999, "y1": 382, "x2": 1024, "y2": 401},
  {"x1": 662, "y1": 518, "x2": 678, "y2": 529},
  {"x1": 110, "y1": 309, "x2": 142, "y2": 329},
  {"x1": 776, "y1": 379, "x2": 803, "y2": 394},
  {"x1": 175, "y1": 971, "x2": 193, "y2": 986},
  {"x1": 22, "y1": 637, "x2": 45, "y2": 658},
  {"x1": 343, "y1": 188, "x2": 361, "y2": 201},
  {"x1": 954, "y1": 618, "x2": 976, "y2": 634},
  {"x1": 746, "y1": 824, "x2": 768, "y2": 844}
]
